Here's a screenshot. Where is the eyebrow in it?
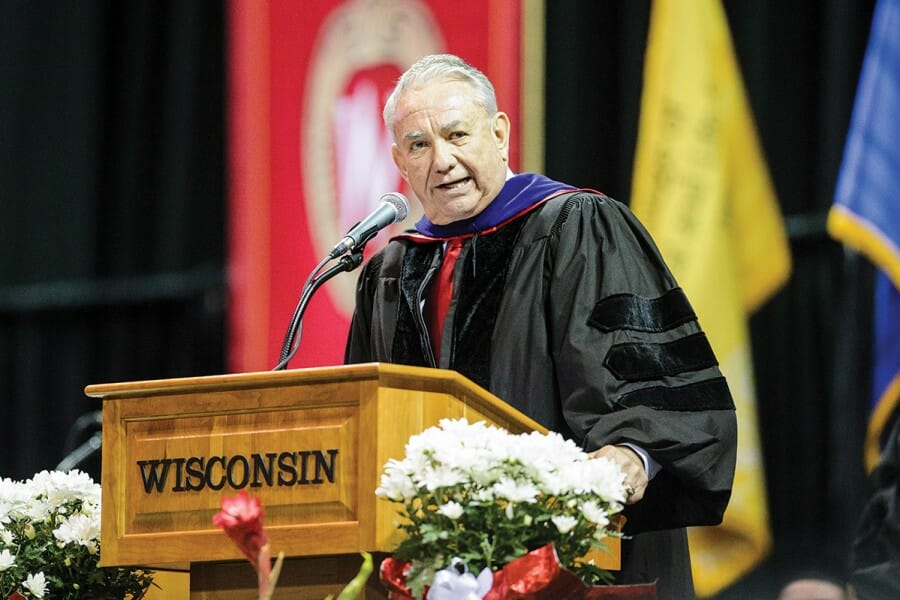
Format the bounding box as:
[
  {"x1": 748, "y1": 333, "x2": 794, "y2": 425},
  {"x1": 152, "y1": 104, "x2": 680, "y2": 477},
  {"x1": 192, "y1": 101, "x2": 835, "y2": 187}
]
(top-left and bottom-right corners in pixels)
[
  {"x1": 439, "y1": 119, "x2": 464, "y2": 134},
  {"x1": 401, "y1": 130, "x2": 426, "y2": 142},
  {"x1": 400, "y1": 119, "x2": 468, "y2": 143}
]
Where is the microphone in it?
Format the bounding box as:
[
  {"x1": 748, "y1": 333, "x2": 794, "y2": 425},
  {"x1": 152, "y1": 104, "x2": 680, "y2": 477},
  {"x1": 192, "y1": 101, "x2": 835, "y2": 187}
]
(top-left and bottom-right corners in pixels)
[{"x1": 329, "y1": 192, "x2": 409, "y2": 258}]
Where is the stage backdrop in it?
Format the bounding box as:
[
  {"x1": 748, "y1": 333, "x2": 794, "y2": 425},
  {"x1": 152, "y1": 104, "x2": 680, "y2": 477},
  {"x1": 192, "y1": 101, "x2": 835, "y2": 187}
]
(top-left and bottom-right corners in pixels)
[{"x1": 227, "y1": 0, "x2": 543, "y2": 372}]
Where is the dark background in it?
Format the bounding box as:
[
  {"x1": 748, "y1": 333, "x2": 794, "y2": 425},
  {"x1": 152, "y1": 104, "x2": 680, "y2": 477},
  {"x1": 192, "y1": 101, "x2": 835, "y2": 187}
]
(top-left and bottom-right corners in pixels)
[{"x1": 0, "y1": 1, "x2": 879, "y2": 597}]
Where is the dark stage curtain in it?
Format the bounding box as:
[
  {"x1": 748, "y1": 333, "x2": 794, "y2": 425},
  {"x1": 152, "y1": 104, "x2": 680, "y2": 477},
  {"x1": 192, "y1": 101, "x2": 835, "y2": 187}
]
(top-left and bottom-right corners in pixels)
[
  {"x1": 0, "y1": 1, "x2": 225, "y2": 481},
  {"x1": 0, "y1": 0, "x2": 882, "y2": 597}
]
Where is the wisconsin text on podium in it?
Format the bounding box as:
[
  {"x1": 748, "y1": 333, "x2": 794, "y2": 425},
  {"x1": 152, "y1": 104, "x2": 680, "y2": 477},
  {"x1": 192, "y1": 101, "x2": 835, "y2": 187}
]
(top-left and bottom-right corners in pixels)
[{"x1": 136, "y1": 449, "x2": 340, "y2": 493}]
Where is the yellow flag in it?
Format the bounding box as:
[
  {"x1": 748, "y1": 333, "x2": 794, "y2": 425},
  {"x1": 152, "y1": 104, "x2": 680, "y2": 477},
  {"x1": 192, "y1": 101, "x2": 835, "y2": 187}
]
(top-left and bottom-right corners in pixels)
[{"x1": 630, "y1": 0, "x2": 791, "y2": 595}]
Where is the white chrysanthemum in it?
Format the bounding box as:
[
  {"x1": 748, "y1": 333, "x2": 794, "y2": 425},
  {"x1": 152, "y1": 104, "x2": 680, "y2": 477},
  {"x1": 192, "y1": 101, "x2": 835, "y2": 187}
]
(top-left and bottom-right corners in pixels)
[
  {"x1": 580, "y1": 500, "x2": 611, "y2": 527},
  {"x1": 0, "y1": 476, "x2": 35, "y2": 523},
  {"x1": 0, "y1": 528, "x2": 12, "y2": 545},
  {"x1": 26, "y1": 471, "x2": 55, "y2": 501},
  {"x1": 53, "y1": 513, "x2": 100, "y2": 551},
  {"x1": 491, "y1": 477, "x2": 540, "y2": 504},
  {"x1": 375, "y1": 460, "x2": 417, "y2": 501},
  {"x1": 520, "y1": 432, "x2": 580, "y2": 469},
  {"x1": 0, "y1": 477, "x2": 16, "y2": 495},
  {"x1": 22, "y1": 497, "x2": 53, "y2": 524},
  {"x1": 581, "y1": 456, "x2": 628, "y2": 502},
  {"x1": 23, "y1": 571, "x2": 47, "y2": 599},
  {"x1": 422, "y1": 465, "x2": 468, "y2": 491},
  {"x1": 0, "y1": 548, "x2": 15, "y2": 571},
  {"x1": 377, "y1": 417, "x2": 626, "y2": 570},
  {"x1": 535, "y1": 469, "x2": 568, "y2": 497},
  {"x1": 0, "y1": 478, "x2": 17, "y2": 521},
  {"x1": 397, "y1": 446, "x2": 432, "y2": 478},
  {"x1": 442, "y1": 444, "x2": 499, "y2": 478},
  {"x1": 551, "y1": 514, "x2": 579, "y2": 534},
  {"x1": 437, "y1": 501, "x2": 464, "y2": 520},
  {"x1": 468, "y1": 461, "x2": 501, "y2": 487},
  {"x1": 41, "y1": 470, "x2": 101, "y2": 511},
  {"x1": 405, "y1": 420, "x2": 509, "y2": 475},
  {"x1": 470, "y1": 488, "x2": 495, "y2": 503}
]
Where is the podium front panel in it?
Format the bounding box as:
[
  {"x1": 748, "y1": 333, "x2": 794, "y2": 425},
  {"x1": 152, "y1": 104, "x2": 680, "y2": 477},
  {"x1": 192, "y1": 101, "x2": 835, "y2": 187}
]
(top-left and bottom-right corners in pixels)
[{"x1": 86, "y1": 364, "x2": 619, "y2": 571}]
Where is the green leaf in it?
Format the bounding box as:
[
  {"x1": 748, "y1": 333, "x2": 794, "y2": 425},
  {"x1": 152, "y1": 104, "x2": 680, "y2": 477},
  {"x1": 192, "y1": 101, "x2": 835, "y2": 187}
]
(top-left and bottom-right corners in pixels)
[{"x1": 335, "y1": 552, "x2": 373, "y2": 600}]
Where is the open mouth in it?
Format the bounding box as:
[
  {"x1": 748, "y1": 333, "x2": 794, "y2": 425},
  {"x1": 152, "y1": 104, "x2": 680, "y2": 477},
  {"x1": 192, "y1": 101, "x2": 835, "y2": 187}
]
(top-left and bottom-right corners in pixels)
[{"x1": 436, "y1": 177, "x2": 472, "y2": 191}]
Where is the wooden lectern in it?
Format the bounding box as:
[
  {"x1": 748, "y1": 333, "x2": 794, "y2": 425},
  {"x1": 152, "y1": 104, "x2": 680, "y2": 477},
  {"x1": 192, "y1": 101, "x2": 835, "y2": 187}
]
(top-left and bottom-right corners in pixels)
[{"x1": 86, "y1": 363, "x2": 619, "y2": 599}]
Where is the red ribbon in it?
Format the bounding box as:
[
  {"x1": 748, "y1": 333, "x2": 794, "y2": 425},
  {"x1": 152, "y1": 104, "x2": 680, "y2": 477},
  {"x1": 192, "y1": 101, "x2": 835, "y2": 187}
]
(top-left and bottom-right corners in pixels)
[{"x1": 380, "y1": 543, "x2": 657, "y2": 599}]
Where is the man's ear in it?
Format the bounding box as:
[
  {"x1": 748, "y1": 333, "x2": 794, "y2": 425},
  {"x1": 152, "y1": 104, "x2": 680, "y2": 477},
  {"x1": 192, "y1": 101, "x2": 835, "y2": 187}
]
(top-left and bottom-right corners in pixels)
[
  {"x1": 493, "y1": 112, "x2": 511, "y2": 162},
  {"x1": 391, "y1": 143, "x2": 410, "y2": 182}
]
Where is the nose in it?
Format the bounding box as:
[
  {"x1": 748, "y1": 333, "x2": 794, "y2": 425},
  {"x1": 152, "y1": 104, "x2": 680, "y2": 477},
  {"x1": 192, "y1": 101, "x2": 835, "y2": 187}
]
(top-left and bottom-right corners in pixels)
[{"x1": 432, "y1": 139, "x2": 457, "y2": 173}]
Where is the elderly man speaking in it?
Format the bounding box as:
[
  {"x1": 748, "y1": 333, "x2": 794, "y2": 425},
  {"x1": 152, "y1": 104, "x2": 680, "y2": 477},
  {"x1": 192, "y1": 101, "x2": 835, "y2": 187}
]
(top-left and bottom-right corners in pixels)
[{"x1": 345, "y1": 54, "x2": 737, "y2": 600}]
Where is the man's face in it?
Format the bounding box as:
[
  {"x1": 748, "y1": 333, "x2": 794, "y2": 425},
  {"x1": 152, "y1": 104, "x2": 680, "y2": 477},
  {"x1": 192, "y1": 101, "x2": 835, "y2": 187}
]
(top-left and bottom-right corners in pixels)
[{"x1": 390, "y1": 80, "x2": 510, "y2": 225}]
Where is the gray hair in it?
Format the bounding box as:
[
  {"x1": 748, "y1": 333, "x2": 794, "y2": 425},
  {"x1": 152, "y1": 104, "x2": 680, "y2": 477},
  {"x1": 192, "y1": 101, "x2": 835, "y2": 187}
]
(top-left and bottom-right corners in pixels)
[{"x1": 383, "y1": 54, "x2": 499, "y2": 133}]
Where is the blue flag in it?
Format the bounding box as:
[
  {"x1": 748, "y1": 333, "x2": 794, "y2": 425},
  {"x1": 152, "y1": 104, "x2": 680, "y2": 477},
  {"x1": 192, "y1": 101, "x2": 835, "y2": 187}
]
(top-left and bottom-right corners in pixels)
[
  {"x1": 827, "y1": 0, "x2": 900, "y2": 472},
  {"x1": 868, "y1": 272, "x2": 900, "y2": 470}
]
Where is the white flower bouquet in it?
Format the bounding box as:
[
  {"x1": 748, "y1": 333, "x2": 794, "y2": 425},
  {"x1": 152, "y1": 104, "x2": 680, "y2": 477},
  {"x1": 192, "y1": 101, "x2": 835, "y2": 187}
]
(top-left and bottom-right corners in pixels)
[
  {"x1": 376, "y1": 419, "x2": 630, "y2": 599},
  {"x1": 0, "y1": 470, "x2": 153, "y2": 599}
]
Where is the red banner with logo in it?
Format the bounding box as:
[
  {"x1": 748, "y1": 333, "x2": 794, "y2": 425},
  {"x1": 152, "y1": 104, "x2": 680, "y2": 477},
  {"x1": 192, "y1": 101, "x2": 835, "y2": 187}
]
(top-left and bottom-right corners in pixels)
[{"x1": 227, "y1": 0, "x2": 531, "y2": 372}]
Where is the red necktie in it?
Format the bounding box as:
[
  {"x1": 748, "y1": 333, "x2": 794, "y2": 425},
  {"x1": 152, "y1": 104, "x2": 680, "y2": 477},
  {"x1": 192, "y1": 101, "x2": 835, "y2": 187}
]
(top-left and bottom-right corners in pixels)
[{"x1": 426, "y1": 237, "x2": 464, "y2": 362}]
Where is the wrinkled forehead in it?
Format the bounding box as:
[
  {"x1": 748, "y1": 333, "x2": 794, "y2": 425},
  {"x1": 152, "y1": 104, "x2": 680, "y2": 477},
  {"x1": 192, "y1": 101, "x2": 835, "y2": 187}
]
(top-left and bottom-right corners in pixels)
[{"x1": 391, "y1": 80, "x2": 489, "y2": 130}]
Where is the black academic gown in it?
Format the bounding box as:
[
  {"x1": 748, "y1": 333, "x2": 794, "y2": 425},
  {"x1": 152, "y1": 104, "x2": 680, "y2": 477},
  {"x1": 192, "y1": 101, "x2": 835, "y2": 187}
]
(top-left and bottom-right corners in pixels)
[{"x1": 346, "y1": 187, "x2": 737, "y2": 599}]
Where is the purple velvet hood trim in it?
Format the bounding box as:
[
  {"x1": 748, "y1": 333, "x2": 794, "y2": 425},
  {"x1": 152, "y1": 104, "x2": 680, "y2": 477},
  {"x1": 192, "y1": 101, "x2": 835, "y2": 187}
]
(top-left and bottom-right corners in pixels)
[{"x1": 412, "y1": 173, "x2": 575, "y2": 239}]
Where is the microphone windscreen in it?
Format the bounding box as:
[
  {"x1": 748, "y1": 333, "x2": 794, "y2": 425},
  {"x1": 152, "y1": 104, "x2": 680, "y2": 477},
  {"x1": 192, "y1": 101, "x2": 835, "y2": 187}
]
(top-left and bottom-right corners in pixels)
[{"x1": 381, "y1": 192, "x2": 409, "y2": 223}]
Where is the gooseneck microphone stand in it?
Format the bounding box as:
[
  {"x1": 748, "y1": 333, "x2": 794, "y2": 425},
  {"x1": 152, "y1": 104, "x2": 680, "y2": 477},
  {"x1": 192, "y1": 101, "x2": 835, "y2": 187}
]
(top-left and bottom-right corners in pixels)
[{"x1": 272, "y1": 248, "x2": 364, "y2": 371}]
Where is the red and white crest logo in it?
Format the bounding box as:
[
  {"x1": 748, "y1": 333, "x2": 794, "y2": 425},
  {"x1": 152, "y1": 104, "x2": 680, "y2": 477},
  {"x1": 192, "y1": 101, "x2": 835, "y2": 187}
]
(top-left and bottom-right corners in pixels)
[{"x1": 302, "y1": 0, "x2": 444, "y2": 316}]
